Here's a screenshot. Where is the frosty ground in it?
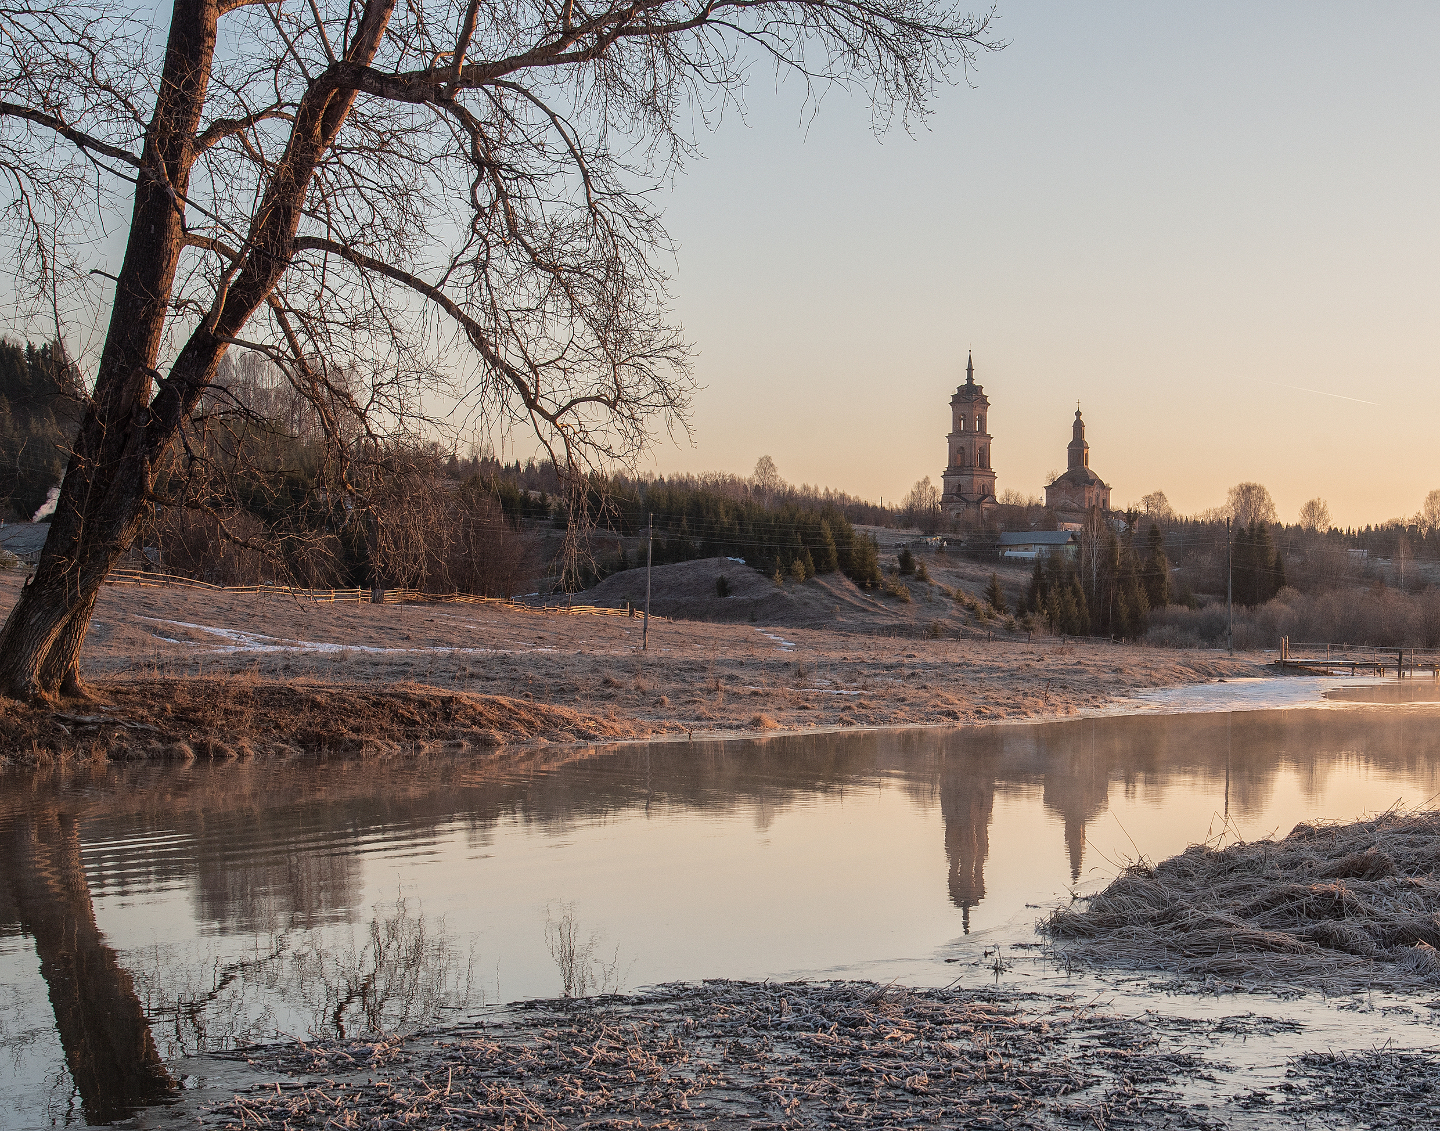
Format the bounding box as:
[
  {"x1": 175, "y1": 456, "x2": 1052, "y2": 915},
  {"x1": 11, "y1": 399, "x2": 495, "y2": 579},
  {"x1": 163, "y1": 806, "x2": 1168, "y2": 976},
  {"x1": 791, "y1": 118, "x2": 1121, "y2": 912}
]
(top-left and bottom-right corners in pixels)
[{"x1": 0, "y1": 563, "x2": 1257, "y2": 761}]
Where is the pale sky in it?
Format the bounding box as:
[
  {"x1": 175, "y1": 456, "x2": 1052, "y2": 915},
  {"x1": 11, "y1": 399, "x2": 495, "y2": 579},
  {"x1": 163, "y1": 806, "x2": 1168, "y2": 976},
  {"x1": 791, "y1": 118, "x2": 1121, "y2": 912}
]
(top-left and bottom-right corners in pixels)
[{"x1": 645, "y1": 2, "x2": 1440, "y2": 528}]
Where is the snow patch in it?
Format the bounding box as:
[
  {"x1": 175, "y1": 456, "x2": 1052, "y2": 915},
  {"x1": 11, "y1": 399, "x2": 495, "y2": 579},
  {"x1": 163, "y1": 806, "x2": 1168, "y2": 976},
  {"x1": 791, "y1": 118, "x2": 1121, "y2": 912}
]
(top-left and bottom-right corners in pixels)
[
  {"x1": 136, "y1": 615, "x2": 560, "y2": 657},
  {"x1": 755, "y1": 629, "x2": 796, "y2": 651}
]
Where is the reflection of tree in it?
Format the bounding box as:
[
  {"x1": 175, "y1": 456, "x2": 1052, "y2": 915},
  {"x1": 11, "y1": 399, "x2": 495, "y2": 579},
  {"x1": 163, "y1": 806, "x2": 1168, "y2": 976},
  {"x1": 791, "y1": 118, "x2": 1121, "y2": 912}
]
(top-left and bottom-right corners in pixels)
[
  {"x1": 129, "y1": 894, "x2": 478, "y2": 1054},
  {"x1": 289, "y1": 894, "x2": 476, "y2": 1039},
  {"x1": 2, "y1": 810, "x2": 174, "y2": 1124}
]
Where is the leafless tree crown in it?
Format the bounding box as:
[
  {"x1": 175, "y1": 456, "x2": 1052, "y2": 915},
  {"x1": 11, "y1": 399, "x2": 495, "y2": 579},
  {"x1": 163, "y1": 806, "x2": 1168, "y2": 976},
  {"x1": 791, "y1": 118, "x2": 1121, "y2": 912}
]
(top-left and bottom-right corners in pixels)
[{"x1": 3, "y1": 0, "x2": 999, "y2": 478}]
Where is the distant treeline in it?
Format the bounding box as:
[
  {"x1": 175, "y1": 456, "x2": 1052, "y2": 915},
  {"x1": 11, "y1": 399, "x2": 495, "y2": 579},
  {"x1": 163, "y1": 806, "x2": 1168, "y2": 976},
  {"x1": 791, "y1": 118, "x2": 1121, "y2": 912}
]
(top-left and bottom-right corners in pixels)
[
  {"x1": 466, "y1": 468, "x2": 885, "y2": 589},
  {"x1": 0, "y1": 339, "x2": 85, "y2": 521}
]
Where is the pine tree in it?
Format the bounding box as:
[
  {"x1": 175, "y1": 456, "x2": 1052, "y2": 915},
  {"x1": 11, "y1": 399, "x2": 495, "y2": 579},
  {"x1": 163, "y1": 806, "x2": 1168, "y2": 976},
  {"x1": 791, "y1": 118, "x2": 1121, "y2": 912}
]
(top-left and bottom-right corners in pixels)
[
  {"x1": 1070, "y1": 572, "x2": 1090, "y2": 635},
  {"x1": 1142, "y1": 524, "x2": 1170, "y2": 609},
  {"x1": 1058, "y1": 585, "x2": 1079, "y2": 635},
  {"x1": 898, "y1": 546, "x2": 916, "y2": 575},
  {"x1": 985, "y1": 572, "x2": 1007, "y2": 614},
  {"x1": 816, "y1": 521, "x2": 840, "y2": 574},
  {"x1": 847, "y1": 535, "x2": 882, "y2": 588},
  {"x1": 1025, "y1": 557, "x2": 1045, "y2": 614}
]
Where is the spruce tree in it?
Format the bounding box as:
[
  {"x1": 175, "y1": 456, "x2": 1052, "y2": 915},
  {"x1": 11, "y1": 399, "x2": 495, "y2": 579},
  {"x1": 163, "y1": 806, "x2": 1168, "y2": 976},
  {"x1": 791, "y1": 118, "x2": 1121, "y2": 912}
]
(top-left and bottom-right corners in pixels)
[
  {"x1": 985, "y1": 572, "x2": 1008, "y2": 614},
  {"x1": 1069, "y1": 572, "x2": 1090, "y2": 635},
  {"x1": 1142, "y1": 524, "x2": 1170, "y2": 609},
  {"x1": 1025, "y1": 557, "x2": 1045, "y2": 614}
]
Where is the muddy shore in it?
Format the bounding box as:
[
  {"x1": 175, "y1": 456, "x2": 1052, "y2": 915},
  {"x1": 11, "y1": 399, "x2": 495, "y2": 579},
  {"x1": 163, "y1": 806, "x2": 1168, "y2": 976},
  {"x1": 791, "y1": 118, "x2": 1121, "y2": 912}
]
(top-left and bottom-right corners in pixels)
[{"x1": 193, "y1": 979, "x2": 1440, "y2": 1131}]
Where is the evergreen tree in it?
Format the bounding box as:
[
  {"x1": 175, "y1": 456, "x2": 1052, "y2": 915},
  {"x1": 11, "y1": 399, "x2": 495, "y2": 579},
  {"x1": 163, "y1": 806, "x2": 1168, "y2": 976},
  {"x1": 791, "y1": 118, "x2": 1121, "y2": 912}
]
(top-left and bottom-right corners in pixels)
[
  {"x1": 1069, "y1": 571, "x2": 1090, "y2": 635},
  {"x1": 985, "y1": 572, "x2": 1007, "y2": 614},
  {"x1": 847, "y1": 534, "x2": 883, "y2": 588},
  {"x1": 898, "y1": 546, "x2": 916, "y2": 575},
  {"x1": 1058, "y1": 584, "x2": 1079, "y2": 635},
  {"x1": 1142, "y1": 524, "x2": 1170, "y2": 609},
  {"x1": 1024, "y1": 557, "x2": 1045, "y2": 614},
  {"x1": 816, "y1": 521, "x2": 840, "y2": 574}
]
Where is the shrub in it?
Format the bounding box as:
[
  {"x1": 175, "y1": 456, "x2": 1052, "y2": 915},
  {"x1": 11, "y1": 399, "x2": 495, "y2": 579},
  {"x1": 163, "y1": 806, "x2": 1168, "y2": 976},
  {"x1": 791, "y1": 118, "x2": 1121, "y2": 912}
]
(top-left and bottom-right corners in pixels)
[
  {"x1": 715, "y1": 575, "x2": 730, "y2": 598},
  {"x1": 898, "y1": 547, "x2": 916, "y2": 575},
  {"x1": 916, "y1": 561, "x2": 931, "y2": 582},
  {"x1": 883, "y1": 578, "x2": 912, "y2": 603}
]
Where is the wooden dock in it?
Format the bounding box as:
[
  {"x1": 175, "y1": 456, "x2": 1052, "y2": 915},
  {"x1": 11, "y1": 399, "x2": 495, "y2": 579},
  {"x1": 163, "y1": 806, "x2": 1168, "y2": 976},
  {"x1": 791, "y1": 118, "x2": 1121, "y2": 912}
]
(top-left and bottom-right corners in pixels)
[{"x1": 1273, "y1": 636, "x2": 1440, "y2": 679}]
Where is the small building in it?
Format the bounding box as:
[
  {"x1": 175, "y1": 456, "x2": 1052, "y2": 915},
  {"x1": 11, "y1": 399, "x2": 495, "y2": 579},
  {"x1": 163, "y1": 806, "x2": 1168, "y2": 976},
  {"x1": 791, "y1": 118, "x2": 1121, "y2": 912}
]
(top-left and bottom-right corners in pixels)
[
  {"x1": 941, "y1": 352, "x2": 997, "y2": 521},
  {"x1": 1044, "y1": 409, "x2": 1111, "y2": 516},
  {"x1": 998, "y1": 530, "x2": 1080, "y2": 562}
]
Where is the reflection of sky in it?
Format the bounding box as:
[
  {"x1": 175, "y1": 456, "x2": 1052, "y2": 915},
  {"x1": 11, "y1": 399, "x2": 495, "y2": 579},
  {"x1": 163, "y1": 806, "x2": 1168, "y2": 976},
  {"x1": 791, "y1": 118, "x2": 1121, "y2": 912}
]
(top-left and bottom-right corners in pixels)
[{"x1": 6, "y1": 698, "x2": 1440, "y2": 1127}]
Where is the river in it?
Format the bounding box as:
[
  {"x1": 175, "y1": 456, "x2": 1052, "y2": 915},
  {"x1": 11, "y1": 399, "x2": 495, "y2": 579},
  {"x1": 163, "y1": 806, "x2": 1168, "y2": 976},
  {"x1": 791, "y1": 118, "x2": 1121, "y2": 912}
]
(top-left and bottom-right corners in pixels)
[{"x1": 2, "y1": 677, "x2": 1439, "y2": 1127}]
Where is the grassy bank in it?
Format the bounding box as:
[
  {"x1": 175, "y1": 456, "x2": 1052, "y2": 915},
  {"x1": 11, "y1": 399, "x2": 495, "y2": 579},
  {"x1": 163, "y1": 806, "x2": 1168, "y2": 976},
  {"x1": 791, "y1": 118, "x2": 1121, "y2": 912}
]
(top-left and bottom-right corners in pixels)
[{"x1": 1047, "y1": 809, "x2": 1440, "y2": 994}]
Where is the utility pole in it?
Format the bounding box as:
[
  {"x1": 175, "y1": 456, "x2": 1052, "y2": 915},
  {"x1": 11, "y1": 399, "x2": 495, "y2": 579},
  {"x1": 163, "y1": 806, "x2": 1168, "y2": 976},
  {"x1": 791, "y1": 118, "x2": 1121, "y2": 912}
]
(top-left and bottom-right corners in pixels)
[
  {"x1": 1226, "y1": 516, "x2": 1234, "y2": 655},
  {"x1": 643, "y1": 512, "x2": 653, "y2": 651}
]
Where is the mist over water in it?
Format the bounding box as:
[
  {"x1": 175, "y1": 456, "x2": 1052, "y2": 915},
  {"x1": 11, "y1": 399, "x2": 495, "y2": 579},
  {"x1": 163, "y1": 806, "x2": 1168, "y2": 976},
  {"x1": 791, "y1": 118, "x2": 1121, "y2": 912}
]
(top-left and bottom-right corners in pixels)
[{"x1": 4, "y1": 695, "x2": 1440, "y2": 1126}]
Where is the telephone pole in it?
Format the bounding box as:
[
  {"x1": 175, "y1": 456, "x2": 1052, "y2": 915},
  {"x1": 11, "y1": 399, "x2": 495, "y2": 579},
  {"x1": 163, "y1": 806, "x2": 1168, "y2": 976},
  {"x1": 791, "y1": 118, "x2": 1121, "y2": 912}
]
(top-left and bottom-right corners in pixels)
[
  {"x1": 643, "y1": 512, "x2": 653, "y2": 651},
  {"x1": 1226, "y1": 516, "x2": 1233, "y2": 655}
]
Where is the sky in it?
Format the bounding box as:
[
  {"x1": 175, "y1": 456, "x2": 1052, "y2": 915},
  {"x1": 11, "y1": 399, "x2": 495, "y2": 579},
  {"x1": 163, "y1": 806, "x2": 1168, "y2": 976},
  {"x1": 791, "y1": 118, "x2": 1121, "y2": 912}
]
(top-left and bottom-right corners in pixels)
[{"x1": 641, "y1": 2, "x2": 1440, "y2": 528}]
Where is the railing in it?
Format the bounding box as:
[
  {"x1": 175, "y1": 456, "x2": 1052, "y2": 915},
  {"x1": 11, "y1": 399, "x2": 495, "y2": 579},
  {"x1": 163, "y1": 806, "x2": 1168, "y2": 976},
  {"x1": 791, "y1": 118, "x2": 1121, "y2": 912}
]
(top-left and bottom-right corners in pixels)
[
  {"x1": 1276, "y1": 636, "x2": 1440, "y2": 678},
  {"x1": 104, "y1": 568, "x2": 657, "y2": 620}
]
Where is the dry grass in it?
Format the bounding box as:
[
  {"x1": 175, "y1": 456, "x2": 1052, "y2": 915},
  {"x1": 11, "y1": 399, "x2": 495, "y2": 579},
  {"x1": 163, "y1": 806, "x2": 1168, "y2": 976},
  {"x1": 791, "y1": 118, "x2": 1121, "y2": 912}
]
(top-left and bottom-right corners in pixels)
[
  {"x1": 0, "y1": 570, "x2": 1261, "y2": 756},
  {"x1": 1047, "y1": 809, "x2": 1440, "y2": 994},
  {"x1": 0, "y1": 676, "x2": 642, "y2": 766},
  {"x1": 207, "y1": 979, "x2": 1218, "y2": 1130}
]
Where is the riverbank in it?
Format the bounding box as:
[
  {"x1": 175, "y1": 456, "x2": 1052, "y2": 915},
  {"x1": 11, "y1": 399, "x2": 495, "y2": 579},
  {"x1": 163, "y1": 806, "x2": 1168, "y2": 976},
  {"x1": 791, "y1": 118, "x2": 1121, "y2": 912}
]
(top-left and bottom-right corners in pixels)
[
  {"x1": 198, "y1": 978, "x2": 1440, "y2": 1131},
  {"x1": 0, "y1": 571, "x2": 1260, "y2": 764}
]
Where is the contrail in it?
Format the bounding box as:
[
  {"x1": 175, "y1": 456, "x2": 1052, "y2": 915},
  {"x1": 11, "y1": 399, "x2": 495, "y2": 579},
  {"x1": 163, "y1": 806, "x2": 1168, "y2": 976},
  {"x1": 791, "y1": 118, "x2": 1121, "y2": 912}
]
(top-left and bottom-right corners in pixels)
[{"x1": 1274, "y1": 383, "x2": 1381, "y2": 407}]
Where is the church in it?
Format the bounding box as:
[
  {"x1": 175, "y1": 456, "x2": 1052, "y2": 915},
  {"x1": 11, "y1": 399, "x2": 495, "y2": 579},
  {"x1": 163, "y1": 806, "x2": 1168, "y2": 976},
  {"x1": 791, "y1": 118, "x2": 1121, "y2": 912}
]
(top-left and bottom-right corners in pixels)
[
  {"x1": 939, "y1": 353, "x2": 997, "y2": 519},
  {"x1": 939, "y1": 354, "x2": 1111, "y2": 521},
  {"x1": 1043, "y1": 408, "x2": 1111, "y2": 515}
]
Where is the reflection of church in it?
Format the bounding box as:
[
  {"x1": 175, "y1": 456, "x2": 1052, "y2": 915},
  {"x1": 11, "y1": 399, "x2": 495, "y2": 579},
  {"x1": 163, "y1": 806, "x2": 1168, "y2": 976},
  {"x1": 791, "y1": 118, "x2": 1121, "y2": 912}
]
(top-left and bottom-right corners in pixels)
[
  {"x1": 938, "y1": 724, "x2": 1118, "y2": 930},
  {"x1": 941, "y1": 764, "x2": 994, "y2": 934}
]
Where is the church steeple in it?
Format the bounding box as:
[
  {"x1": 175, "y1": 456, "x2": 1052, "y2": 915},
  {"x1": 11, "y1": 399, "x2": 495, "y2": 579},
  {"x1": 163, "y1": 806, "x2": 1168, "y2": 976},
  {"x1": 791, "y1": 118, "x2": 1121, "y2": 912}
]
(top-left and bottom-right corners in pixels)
[
  {"x1": 1068, "y1": 408, "x2": 1089, "y2": 470},
  {"x1": 965, "y1": 351, "x2": 974, "y2": 385}
]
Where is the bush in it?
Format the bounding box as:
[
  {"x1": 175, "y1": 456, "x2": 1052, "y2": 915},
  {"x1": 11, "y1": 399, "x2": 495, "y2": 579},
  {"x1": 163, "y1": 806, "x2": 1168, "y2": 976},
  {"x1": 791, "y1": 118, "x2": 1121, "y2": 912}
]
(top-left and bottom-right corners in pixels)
[
  {"x1": 916, "y1": 561, "x2": 931, "y2": 582},
  {"x1": 898, "y1": 547, "x2": 916, "y2": 575},
  {"x1": 883, "y1": 577, "x2": 912, "y2": 603},
  {"x1": 715, "y1": 575, "x2": 730, "y2": 598}
]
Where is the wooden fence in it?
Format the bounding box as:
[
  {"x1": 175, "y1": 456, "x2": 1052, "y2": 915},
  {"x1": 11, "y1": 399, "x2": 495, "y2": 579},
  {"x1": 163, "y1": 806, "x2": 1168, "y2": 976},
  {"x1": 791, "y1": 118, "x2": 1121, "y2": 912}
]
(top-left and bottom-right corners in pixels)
[{"x1": 105, "y1": 568, "x2": 654, "y2": 620}]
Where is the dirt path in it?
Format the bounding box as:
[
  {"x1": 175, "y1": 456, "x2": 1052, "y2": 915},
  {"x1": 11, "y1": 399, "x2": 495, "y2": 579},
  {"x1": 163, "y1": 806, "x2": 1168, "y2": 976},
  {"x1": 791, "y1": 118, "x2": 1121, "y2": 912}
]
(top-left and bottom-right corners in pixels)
[{"x1": 0, "y1": 570, "x2": 1260, "y2": 762}]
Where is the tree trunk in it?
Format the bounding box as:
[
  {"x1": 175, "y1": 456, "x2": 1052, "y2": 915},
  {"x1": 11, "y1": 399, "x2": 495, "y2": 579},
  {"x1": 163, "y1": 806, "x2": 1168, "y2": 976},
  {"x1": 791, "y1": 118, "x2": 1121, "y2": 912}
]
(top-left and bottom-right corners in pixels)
[
  {"x1": 4, "y1": 809, "x2": 175, "y2": 1122},
  {"x1": 0, "y1": 0, "x2": 398, "y2": 704},
  {"x1": 0, "y1": 0, "x2": 220, "y2": 702}
]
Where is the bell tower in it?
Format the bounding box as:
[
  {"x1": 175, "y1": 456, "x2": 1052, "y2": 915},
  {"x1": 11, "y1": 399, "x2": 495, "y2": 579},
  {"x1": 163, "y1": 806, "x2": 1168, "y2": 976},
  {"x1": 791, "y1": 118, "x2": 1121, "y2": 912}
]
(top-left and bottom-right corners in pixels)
[{"x1": 941, "y1": 352, "x2": 998, "y2": 520}]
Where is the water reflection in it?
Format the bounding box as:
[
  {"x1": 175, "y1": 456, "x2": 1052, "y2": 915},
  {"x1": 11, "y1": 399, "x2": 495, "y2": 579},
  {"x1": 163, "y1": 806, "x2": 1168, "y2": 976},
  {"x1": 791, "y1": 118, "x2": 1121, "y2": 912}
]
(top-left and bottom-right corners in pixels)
[
  {"x1": 4, "y1": 701, "x2": 1440, "y2": 1127},
  {"x1": 1, "y1": 810, "x2": 174, "y2": 1124}
]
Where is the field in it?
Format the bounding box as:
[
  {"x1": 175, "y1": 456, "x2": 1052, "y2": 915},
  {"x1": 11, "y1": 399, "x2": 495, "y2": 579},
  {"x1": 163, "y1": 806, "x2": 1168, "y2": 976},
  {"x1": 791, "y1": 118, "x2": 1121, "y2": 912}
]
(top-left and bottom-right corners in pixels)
[{"x1": 0, "y1": 559, "x2": 1258, "y2": 762}]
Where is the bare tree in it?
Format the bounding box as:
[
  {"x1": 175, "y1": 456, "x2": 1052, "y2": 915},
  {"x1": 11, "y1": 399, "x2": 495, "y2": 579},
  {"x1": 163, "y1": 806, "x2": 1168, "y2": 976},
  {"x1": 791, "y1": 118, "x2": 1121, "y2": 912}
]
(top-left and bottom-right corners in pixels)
[
  {"x1": 1139, "y1": 490, "x2": 1172, "y2": 519},
  {"x1": 751, "y1": 454, "x2": 783, "y2": 506},
  {"x1": 1225, "y1": 482, "x2": 1277, "y2": 529},
  {"x1": 1298, "y1": 497, "x2": 1331, "y2": 532},
  {"x1": 0, "y1": 0, "x2": 998, "y2": 701},
  {"x1": 1416, "y1": 489, "x2": 1440, "y2": 535},
  {"x1": 901, "y1": 475, "x2": 941, "y2": 534}
]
